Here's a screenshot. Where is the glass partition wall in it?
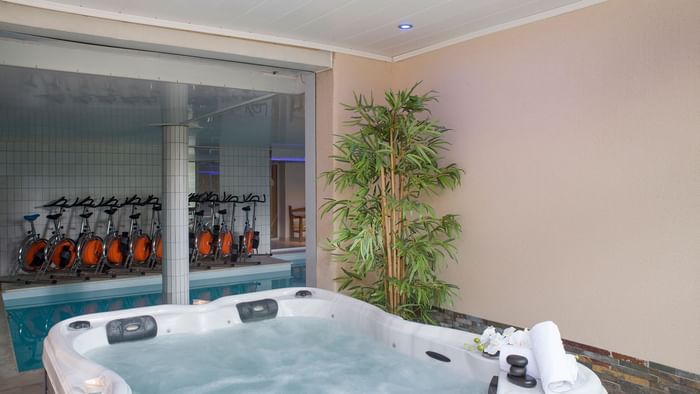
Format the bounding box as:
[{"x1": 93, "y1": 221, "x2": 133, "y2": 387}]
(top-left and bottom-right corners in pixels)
[{"x1": 0, "y1": 33, "x2": 312, "y2": 280}]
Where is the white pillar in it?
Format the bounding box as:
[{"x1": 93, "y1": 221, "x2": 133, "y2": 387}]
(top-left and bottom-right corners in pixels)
[{"x1": 161, "y1": 84, "x2": 190, "y2": 304}]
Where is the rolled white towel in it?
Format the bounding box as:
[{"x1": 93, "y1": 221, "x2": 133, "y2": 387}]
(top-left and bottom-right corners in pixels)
[
  {"x1": 499, "y1": 344, "x2": 541, "y2": 378},
  {"x1": 530, "y1": 321, "x2": 578, "y2": 394}
]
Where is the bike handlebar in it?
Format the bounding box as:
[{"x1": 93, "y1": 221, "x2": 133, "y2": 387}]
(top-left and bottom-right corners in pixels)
[
  {"x1": 96, "y1": 196, "x2": 120, "y2": 208},
  {"x1": 40, "y1": 192, "x2": 266, "y2": 210},
  {"x1": 243, "y1": 193, "x2": 266, "y2": 203},
  {"x1": 142, "y1": 195, "x2": 160, "y2": 206},
  {"x1": 42, "y1": 196, "x2": 69, "y2": 208},
  {"x1": 76, "y1": 196, "x2": 95, "y2": 207},
  {"x1": 121, "y1": 194, "x2": 141, "y2": 207}
]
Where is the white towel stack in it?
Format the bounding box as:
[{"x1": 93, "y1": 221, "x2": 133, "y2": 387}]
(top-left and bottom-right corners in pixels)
[{"x1": 530, "y1": 321, "x2": 579, "y2": 394}]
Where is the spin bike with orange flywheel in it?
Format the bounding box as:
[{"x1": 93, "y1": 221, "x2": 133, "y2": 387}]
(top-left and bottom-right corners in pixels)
[
  {"x1": 34, "y1": 197, "x2": 81, "y2": 282},
  {"x1": 148, "y1": 203, "x2": 163, "y2": 270},
  {"x1": 71, "y1": 196, "x2": 103, "y2": 279},
  {"x1": 190, "y1": 192, "x2": 217, "y2": 267},
  {"x1": 214, "y1": 193, "x2": 239, "y2": 265},
  {"x1": 125, "y1": 195, "x2": 159, "y2": 272},
  {"x1": 73, "y1": 196, "x2": 119, "y2": 278},
  {"x1": 15, "y1": 213, "x2": 48, "y2": 279},
  {"x1": 238, "y1": 193, "x2": 265, "y2": 264},
  {"x1": 101, "y1": 198, "x2": 125, "y2": 276}
]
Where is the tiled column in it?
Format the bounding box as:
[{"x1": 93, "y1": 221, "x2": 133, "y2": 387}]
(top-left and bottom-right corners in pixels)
[{"x1": 161, "y1": 84, "x2": 189, "y2": 305}]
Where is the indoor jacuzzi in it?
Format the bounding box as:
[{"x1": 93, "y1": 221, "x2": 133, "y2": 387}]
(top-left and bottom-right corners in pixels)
[{"x1": 43, "y1": 288, "x2": 606, "y2": 394}]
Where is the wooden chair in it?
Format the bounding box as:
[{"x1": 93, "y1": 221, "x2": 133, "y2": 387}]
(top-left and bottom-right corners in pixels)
[{"x1": 289, "y1": 206, "x2": 305, "y2": 241}]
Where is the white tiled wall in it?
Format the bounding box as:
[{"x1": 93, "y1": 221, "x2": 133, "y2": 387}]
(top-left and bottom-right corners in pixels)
[
  {"x1": 0, "y1": 135, "x2": 161, "y2": 276},
  {"x1": 219, "y1": 145, "x2": 271, "y2": 255},
  {"x1": 0, "y1": 138, "x2": 272, "y2": 275}
]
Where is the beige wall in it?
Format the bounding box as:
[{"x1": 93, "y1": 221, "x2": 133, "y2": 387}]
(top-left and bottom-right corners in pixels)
[
  {"x1": 315, "y1": 54, "x2": 393, "y2": 290},
  {"x1": 391, "y1": 0, "x2": 700, "y2": 373},
  {"x1": 317, "y1": 0, "x2": 700, "y2": 373}
]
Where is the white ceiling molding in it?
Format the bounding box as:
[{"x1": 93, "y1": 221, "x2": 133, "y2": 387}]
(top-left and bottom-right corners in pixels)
[
  {"x1": 0, "y1": 1, "x2": 334, "y2": 71},
  {"x1": 0, "y1": 0, "x2": 606, "y2": 64},
  {"x1": 392, "y1": 0, "x2": 608, "y2": 62},
  {"x1": 0, "y1": 0, "x2": 392, "y2": 63}
]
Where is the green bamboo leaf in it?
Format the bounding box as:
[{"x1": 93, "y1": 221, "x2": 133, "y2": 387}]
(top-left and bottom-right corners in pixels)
[{"x1": 326, "y1": 83, "x2": 463, "y2": 323}]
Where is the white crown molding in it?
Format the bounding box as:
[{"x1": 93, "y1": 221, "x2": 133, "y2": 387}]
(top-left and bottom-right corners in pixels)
[
  {"x1": 0, "y1": 0, "x2": 393, "y2": 62},
  {"x1": 392, "y1": 0, "x2": 607, "y2": 62},
  {"x1": 2, "y1": 0, "x2": 606, "y2": 64}
]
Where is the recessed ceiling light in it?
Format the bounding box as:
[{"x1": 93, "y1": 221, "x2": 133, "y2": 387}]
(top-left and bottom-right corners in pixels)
[{"x1": 398, "y1": 24, "x2": 413, "y2": 30}]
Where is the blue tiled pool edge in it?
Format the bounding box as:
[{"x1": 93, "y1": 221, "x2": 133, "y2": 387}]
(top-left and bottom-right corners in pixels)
[
  {"x1": 2, "y1": 263, "x2": 291, "y2": 309},
  {"x1": 3, "y1": 255, "x2": 308, "y2": 372},
  {"x1": 3, "y1": 263, "x2": 301, "y2": 372}
]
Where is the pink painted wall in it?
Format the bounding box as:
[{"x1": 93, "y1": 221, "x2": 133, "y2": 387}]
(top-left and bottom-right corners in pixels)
[
  {"x1": 317, "y1": 0, "x2": 700, "y2": 373},
  {"x1": 391, "y1": 0, "x2": 700, "y2": 373},
  {"x1": 316, "y1": 54, "x2": 393, "y2": 290}
]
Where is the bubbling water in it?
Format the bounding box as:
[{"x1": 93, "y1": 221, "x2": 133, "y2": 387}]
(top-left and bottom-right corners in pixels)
[{"x1": 85, "y1": 317, "x2": 483, "y2": 393}]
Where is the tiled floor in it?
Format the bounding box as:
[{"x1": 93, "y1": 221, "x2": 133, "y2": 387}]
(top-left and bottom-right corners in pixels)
[
  {"x1": 0, "y1": 370, "x2": 44, "y2": 394},
  {"x1": 271, "y1": 237, "x2": 305, "y2": 250}
]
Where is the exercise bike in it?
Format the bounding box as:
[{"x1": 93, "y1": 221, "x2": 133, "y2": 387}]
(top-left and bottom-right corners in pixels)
[
  {"x1": 215, "y1": 193, "x2": 239, "y2": 264},
  {"x1": 149, "y1": 203, "x2": 163, "y2": 270},
  {"x1": 73, "y1": 196, "x2": 105, "y2": 279},
  {"x1": 35, "y1": 196, "x2": 81, "y2": 281},
  {"x1": 189, "y1": 192, "x2": 216, "y2": 266},
  {"x1": 124, "y1": 195, "x2": 159, "y2": 271},
  {"x1": 239, "y1": 193, "x2": 266, "y2": 262},
  {"x1": 74, "y1": 196, "x2": 122, "y2": 277},
  {"x1": 102, "y1": 198, "x2": 126, "y2": 273},
  {"x1": 16, "y1": 213, "x2": 48, "y2": 276}
]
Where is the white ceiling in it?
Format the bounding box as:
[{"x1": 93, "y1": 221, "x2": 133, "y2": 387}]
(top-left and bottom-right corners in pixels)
[{"x1": 5, "y1": 0, "x2": 605, "y2": 61}]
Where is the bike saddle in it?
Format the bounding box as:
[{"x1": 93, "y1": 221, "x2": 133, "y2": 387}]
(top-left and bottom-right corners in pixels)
[
  {"x1": 105, "y1": 208, "x2": 118, "y2": 216},
  {"x1": 23, "y1": 214, "x2": 40, "y2": 222},
  {"x1": 194, "y1": 210, "x2": 204, "y2": 217},
  {"x1": 217, "y1": 209, "x2": 227, "y2": 215},
  {"x1": 129, "y1": 213, "x2": 141, "y2": 220},
  {"x1": 153, "y1": 205, "x2": 162, "y2": 212},
  {"x1": 242, "y1": 206, "x2": 251, "y2": 212},
  {"x1": 46, "y1": 213, "x2": 62, "y2": 220},
  {"x1": 79, "y1": 212, "x2": 94, "y2": 219}
]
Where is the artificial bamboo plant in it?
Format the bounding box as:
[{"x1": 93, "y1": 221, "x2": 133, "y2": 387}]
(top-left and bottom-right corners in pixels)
[{"x1": 321, "y1": 83, "x2": 463, "y2": 323}]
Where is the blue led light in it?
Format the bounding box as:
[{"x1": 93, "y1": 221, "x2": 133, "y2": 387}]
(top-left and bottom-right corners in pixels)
[
  {"x1": 271, "y1": 157, "x2": 305, "y2": 163},
  {"x1": 398, "y1": 23, "x2": 413, "y2": 30}
]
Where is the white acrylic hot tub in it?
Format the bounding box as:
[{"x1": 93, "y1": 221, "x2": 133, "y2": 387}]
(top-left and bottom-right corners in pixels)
[{"x1": 43, "y1": 288, "x2": 606, "y2": 394}]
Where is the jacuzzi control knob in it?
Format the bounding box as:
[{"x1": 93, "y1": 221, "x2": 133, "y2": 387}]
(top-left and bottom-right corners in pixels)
[
  {"x1": 295, "y1": 290, "x2": 312, "y2": 298},
  {"x1": 68, "y1": 320, "x2": 91, "y2": 330}
]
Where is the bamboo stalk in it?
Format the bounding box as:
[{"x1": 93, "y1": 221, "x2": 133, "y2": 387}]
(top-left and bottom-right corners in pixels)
[
  {"x1": 398, "y1": 174, "x2": 406, "y2": 305},
  {"x1": 379, "y1": 166, "x2": 394, "y2": 312},
  {"x1": 389, "y1": 127, "x2": 398, "y2": 313}
]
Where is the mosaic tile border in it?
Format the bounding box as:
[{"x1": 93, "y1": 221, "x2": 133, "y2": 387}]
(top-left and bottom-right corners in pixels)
[{"x1": 429, "y1": 308, "x2": 699, "y2": 394}]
